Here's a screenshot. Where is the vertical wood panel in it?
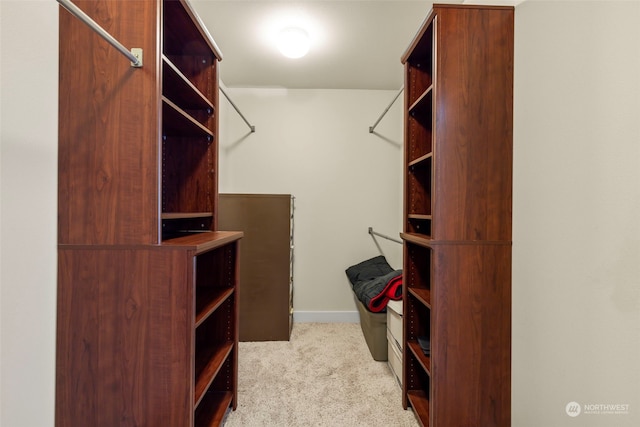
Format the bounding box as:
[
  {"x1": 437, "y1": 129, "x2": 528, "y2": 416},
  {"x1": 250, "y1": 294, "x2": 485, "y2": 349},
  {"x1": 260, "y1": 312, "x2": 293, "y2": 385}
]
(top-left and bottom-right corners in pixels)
[
  {"x1": 431, "y1": 244, "x2": 511, "y2": 426},
  {"x1": 55, "y1": 250, "x2": 100, "y2": 426},
  {"x1": 58, "y1": 0, "x2": 160, "y2": 245},
  {"x1": 433, "y1": 7, "x2": 513, "y2": 242},
  {"x1": 55, "y1": 247, "x2": 193, "y2": 427}
]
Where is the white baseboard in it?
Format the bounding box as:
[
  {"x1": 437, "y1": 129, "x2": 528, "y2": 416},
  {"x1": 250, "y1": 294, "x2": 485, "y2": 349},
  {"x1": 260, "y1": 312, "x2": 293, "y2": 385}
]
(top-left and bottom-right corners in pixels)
[{"x1": 293, "y1": 311, "x2": 359, "y2": 323}]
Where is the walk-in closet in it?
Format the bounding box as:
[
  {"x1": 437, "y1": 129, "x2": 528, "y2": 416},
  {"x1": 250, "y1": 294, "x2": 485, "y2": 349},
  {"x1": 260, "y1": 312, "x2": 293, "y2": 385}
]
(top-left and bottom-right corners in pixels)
[{"x1": 2, "y1": 1, "x2": 639, "y2": 427}]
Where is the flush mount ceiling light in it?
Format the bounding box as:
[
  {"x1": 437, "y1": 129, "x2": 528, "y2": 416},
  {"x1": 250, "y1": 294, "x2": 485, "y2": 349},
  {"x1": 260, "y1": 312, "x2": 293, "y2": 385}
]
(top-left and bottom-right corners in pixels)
[
  {"x1": 260, "y1": 9, "x2": 324, "y2": 59},
  {"x1": 276, "y1": 27, "x2": 310, "y2": 59}
]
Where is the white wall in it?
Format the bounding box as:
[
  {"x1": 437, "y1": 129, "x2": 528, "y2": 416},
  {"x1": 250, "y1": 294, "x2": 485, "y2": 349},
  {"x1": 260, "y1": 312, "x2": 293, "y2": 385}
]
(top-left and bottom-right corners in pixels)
[
  {"x1": 512, "y1": 1, "x2": 640, "y2": 426},
  {"x1": 1, "y1": 1, "x2": 59, "y2": 426},
  {"x1": 217, "y1": 87, "x2": 404, "y2": 321},
  {"x1": 1, "y1": 1, "x2": 639, "y2": 426}
]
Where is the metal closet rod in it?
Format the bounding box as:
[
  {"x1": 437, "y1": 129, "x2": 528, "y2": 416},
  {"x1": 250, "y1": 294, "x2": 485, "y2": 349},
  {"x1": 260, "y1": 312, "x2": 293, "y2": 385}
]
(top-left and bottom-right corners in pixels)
[
  {"x1": 219, "y1": 86, "x2": 256, "y2": 133},
  {"x1": 369, "y1": 86, "x2": 404, "y2": 133},
  {"x1": 57, "y1": 0, "x2": 143, "y2": 67},
  {"x1": 368, "y1": 227, "x2": 402, "y2": 245},
  {"x1": 59, "y1": 0, "x2": 254, "y2": 132}
]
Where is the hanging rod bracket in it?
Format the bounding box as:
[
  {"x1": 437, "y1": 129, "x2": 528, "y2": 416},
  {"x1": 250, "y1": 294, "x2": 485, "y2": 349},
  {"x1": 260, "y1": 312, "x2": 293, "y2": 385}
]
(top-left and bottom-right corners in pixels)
[{"x1": 130, "y1": 48, "x2": 143, "y2": 68}]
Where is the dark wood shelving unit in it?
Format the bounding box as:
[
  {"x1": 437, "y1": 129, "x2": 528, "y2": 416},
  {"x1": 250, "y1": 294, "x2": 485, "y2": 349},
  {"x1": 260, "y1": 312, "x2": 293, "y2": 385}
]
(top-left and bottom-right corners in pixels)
[
  {"x1": 56, "y1": 1, "x2": 241, "y2": 426},
  {"x1": 400, "y1": 4, "x2": 513, "y2": 426}
]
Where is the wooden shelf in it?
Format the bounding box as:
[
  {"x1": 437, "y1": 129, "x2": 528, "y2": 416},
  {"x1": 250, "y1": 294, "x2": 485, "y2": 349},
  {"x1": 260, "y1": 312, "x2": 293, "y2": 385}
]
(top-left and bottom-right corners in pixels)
[
  {"x1": 194, "y1": 342, "x2": 234, "y2": 407},
  {"x1": 196, "y1": 287, "x2": 234, "y2": 327},
  {"x1": 408, "y1": 152, "x2": 432, "y2": 168},
  {"x1": 163, "y1": 97, "x2": 214, "y2": 138},
  {"x1": 408, "y1": 287, "x2": 431, "y2": 308},
  {"x1": 408, "y1": 214, "x2": 432, "y2": 220},
  {"x1": 408, "y1": 85, "x2": 433, "y2": 118},
  {"x1": 162, "y1": 212, "x2": 213, "y2": 220},
  {"x1": 194, "y1": 391, "x2": 233, "y2": 427},
  {"x1": 406, "y1": 390, "x2": 430, "y2": 426},
  {"x1": 400, "y1": 232, "x2": 432, "y2": 248},
  {"x1": 163, "y1": 55, "x2": 214, "y2": 111},
  {"x1": 407, "y1": 340, "x2": 431, "y2": 375},
  {"x1": 162, "y1": 230, "x2": 243, "y2": 253}
]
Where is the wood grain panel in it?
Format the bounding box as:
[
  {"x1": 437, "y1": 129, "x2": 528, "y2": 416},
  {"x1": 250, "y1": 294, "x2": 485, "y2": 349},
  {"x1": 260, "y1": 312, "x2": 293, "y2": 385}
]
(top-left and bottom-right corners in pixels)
[
  {"x1": 58, "y1": 0, "x2": 160, "y2": 245},
  {"x1": 431, "y1": 244, "x2": 511, "y2": 427},
  {"x1": 56, "y1": 247, "x2": 193, "y2": 427},
  {"x1": 432, "y1": 6, "x2": 513, "y2": 242}
]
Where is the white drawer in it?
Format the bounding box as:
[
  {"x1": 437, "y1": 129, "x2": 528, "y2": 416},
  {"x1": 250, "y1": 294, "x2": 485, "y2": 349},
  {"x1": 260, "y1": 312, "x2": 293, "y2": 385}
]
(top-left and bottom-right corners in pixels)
[
  {"x1": 387, "y1": 299, "x2": 403, "y2": 315},
  {"x1": 386, "y1": 302, "x2": 403, "y2": 350},
  {"x1": 387, "y1": 329, "x2": 402, "y2": 387}
]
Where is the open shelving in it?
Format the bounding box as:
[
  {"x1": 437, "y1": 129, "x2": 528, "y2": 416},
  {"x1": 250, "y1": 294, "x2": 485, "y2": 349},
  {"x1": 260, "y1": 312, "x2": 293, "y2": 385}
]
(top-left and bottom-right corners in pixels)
[
  {"x1": 56, "y1": 1, "x2": 241, "y2": 426},
  {"x1": 400, "y1": 4, "x2": 514, "y2": 426}
]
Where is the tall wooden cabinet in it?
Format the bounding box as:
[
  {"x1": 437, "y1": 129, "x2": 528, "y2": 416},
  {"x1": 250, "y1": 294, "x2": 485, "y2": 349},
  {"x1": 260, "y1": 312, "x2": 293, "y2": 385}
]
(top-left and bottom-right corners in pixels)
[
  {"x1": 218, "y1": 194, "x2": 295, "y2": 342},
  {"x1": 56, "y1": 1, "x2": 242, "y2": 426},
  {"x1": 400, "y1": 5, "x2": 513, "y2": 426}
]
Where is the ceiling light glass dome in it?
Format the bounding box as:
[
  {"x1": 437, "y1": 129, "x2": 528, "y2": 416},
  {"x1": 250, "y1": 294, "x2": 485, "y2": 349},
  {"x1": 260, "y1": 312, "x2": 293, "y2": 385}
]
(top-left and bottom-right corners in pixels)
[{"x1": 276, "y1": 27, "x2": 310, "y2": 58}]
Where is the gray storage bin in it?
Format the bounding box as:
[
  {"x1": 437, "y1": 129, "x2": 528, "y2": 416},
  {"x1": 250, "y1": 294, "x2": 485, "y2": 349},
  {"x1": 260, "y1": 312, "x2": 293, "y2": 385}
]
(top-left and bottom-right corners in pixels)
[{"x1": 354, "y1": 294, "x2": 388, "y2": 361}]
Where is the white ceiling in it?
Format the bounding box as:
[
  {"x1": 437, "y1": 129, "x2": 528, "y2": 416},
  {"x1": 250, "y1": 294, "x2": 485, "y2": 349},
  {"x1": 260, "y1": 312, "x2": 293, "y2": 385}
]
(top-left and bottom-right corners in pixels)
[
  {"x1": 190, "y1": 1, "x2": 523, "y2": 90},
  {"x1": 190, "y1": 0, "x2": 523, "y2": 90},
  {"x1": 190, "y1": 1, "x2": 437, "y2": 90}
]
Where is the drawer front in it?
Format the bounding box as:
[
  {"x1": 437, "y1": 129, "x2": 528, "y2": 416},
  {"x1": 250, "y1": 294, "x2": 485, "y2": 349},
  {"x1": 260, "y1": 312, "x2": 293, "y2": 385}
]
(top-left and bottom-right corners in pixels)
[
  {"x1": 387, "y1": 307, "x2": 403, "y2": 350},
  {"x1": 387, "y1": 329, "x2": 402, "y2": 387}
]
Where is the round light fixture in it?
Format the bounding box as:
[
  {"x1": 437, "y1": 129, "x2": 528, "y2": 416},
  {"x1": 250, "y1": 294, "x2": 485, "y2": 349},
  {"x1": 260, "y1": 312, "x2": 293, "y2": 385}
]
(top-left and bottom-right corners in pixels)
[{"x1": 276, "y1": 27, "x2": 310, "y2": 59}]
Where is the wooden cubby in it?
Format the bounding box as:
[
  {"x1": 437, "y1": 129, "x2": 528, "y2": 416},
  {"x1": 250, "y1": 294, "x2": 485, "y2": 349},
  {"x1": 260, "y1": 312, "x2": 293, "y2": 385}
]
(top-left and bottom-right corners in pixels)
[
  {"x1": 56, "y1": 1, "x2": 241, "y2": 426},
  {"x1": 400, "y1": 4, "x2": 513, "y2": 426}
]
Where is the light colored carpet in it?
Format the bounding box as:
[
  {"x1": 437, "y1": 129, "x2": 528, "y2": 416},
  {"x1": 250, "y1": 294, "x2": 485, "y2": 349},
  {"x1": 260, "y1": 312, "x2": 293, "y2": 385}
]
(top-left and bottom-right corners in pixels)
[{"x1": 223, "y1": 322, "x2": 418, "y2": 426}]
